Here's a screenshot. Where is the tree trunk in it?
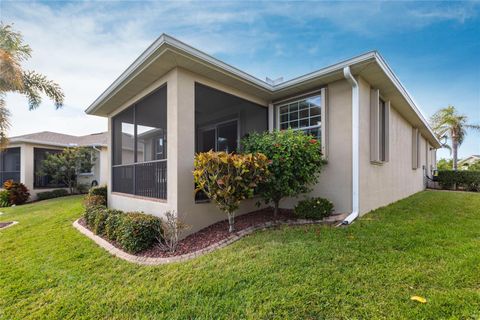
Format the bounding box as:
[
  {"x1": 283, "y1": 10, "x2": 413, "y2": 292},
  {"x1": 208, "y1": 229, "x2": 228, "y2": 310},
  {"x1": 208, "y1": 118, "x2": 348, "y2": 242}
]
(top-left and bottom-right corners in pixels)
[
  {"x1": 273, "y1": 201, "x2": 279, "y2": 222},
  {"x1": 452, "y1": 134, "x2": 458, "y2": 190},
  {"x1": 227, "y1": 212, "x2": 235, "y2": 233},
  {"x1": 452, "y1": 139, "x2": 458, "y2": 171}
]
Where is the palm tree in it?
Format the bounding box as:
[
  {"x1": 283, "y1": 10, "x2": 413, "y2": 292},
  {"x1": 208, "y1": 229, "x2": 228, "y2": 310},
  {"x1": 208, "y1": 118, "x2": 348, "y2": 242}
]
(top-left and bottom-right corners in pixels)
[
  {"x1": 430, "y1": 105, "x2": 480, "y2": 170},
  {"x1": 0, "y1": 23, "x2": 64, "y2": 148}
]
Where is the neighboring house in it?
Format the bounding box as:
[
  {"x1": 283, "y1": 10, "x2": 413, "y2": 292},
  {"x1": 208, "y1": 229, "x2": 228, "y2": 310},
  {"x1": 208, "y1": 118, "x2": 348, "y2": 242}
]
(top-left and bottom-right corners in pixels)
[
  {"x1": 458, "y1": 155, "x2": 480, "y2": 170},
  {"x1": 1, "y1": 131, "x2": 108, "y2": 200},
  {"x1": 85, "y1": 34, "x2": 440, "y2": 235}
]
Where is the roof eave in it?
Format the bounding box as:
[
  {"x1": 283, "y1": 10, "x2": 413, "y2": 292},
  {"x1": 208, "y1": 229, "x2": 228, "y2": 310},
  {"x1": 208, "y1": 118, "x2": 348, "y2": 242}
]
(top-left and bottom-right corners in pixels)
[{"x1": 85, "y1": 34, "x2": 440, "y2": 148}]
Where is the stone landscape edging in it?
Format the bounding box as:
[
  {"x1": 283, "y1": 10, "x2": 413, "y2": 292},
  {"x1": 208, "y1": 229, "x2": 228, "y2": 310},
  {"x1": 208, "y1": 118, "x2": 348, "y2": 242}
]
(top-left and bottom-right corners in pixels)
[
  {"x1": 73, "y1": 218, "x2": 326, "y2": 265},
  {"x1": 0, "y1": 221, "x2": 19, "y2": 230}
]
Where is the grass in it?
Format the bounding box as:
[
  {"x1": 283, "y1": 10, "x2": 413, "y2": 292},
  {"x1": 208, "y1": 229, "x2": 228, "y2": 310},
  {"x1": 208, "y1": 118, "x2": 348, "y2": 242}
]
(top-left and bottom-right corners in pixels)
[{"x1": 0, "y1": 191, "x2": 479, "y2": 319}]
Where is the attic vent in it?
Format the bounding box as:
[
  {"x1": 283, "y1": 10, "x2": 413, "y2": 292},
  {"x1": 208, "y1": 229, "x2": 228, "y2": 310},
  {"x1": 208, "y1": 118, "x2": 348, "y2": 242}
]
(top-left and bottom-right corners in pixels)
[{"x1": 266, "y1": 76, "x2": 284, "y2": 86}]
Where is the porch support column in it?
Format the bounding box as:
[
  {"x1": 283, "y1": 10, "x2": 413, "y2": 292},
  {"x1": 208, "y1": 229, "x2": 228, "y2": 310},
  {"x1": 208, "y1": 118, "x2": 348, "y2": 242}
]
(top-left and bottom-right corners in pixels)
[
  {"x1": 166, "y1": 69, "x2": 180, "y2": 211},
  {"x1": 174, "y1": 68, "x2": 196, "y2": 215}
]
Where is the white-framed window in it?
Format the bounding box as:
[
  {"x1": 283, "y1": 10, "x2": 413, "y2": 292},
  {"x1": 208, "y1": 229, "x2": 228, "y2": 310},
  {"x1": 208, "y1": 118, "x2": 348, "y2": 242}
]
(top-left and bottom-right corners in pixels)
[
  {"x1": 276, "y1": 88, "x2": 328, "y2": 156},
  {"x1": 370, "y1": 89, "x2": 390, "y2": 163}
]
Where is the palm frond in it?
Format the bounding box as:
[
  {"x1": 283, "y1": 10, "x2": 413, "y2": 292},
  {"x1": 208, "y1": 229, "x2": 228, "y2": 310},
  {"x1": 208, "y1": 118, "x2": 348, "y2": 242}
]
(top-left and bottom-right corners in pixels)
[
  {"x1": 21, "y1": 70, "x2": 64, "y2": 109},
  {"x1": 0, "y1": 23, "x2": 31, "y2": 62},
  {"x1": 0, "y1": 48, "x2": 24, "y2": 92},
  {"x1": 465, "y1": 124, "x2": 480, "y2": 131}
]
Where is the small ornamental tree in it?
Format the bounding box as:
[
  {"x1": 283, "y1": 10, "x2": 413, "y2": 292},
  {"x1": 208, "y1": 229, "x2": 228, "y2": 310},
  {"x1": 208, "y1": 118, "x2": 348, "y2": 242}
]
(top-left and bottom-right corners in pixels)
[
  {"x1": 40, "y1": 147, "x2": 94, "y2": 194},
  {"x1": 242, "y1": 129, "x2": 327, "y2": 220},
  {"x1": 193, "y1": 151, "x2": 269, "y2": 232}
]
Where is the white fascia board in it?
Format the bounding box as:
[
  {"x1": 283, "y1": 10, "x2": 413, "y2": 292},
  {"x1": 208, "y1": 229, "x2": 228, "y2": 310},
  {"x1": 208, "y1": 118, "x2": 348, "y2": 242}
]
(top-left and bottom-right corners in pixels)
[
  {"x1": 372, "y1": 53, "x2": 441, "y2": 148},
  {"x1": 85, "y1": 33, "x2": 377, "y2": 115},
  {"x1": 271, "y1": 51, "x2": 377, "y2": 91},
  {"x1": 85, "y1": 34, "x2": 273, "y2": 115},
  {"x1": 8, "y1": 139, "x2": 107, "y2": 148},
  {"x1": 84, "y1": 34, "x2": 439, "y2": 148}
]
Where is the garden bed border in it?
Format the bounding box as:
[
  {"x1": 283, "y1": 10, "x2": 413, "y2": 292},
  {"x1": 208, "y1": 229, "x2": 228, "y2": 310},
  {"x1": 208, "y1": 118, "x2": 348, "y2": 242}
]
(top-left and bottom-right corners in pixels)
[
  {"x1": 73, "y1": 218, "x2": 328, "y2": 265},
  {"x1": 0, "y1": 221, "x2": 18, "y2": 230}
]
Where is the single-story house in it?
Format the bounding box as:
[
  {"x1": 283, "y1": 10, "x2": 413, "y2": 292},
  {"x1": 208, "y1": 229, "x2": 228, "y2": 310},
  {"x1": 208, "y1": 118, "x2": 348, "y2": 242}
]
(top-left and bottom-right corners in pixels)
[
  {"x1": 85, "y1": 34, "x2": 440, "y2": 235},
  {"x1": 458, "y1": 155, "x2": 480, "y2": 170},
  {"x1": 1, "y1": 131, "x2": 108, "y2": 200}
]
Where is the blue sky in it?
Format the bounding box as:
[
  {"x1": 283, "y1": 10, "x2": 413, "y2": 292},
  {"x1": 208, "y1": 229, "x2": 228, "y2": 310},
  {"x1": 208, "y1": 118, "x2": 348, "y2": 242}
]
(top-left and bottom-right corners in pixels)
[{"x1": 2, "y1": 0, "x2": 479, "y2": 159}]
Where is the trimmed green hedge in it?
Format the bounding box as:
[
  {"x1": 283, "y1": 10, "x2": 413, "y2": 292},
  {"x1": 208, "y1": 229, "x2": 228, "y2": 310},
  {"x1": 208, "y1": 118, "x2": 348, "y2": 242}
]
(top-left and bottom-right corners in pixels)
[
  {"x1": 37, "y1": 189, "x2": 69, "y2": 201},
  {"x1": 294, "y1": 197, "x2": 334, "y2": 220},
  {"x1": 88, "y1": 186, "x2": 107, "y2": 204},
  {"x1": 83, "y1": 203, "x2": 162, "y2": 254},
  {"x1": 117, "y1": 213, "x2": 162, "y2": 253},
  {"x1": 437, "y1": 170, "x2": 480, "y2": 192}
]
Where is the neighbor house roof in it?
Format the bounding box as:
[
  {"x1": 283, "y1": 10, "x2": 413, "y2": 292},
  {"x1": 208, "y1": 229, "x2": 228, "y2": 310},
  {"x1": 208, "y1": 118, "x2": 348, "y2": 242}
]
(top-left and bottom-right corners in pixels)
[
  {"x1": 458, "y1": 155, "x2": 480, "y2": 165},
  {"x1": 9, "y1": 131, "x2": 108, "y2": 148},
  {"x1": 85, "y1": 34, "x2": 441, "y2": 148}
]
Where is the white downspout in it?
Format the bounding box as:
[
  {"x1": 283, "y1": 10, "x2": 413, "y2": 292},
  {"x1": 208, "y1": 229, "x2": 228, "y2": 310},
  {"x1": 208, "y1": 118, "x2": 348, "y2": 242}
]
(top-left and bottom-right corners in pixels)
[{"x1": 342, "y1": 66, "x2": 360, "y2": 225}]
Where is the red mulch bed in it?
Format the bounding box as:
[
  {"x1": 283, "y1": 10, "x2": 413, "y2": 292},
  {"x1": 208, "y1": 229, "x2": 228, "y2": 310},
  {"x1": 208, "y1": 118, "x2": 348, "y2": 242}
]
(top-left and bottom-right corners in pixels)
[
  {"x1": 0, "y1": 222, "x2": 13, "y2": 229},
  {"x1": 142, "y1": 208, "x2": 295, "y2": 257},
  {"x1": 79, "y1": 208, "x2": 298, "y2": 258}
]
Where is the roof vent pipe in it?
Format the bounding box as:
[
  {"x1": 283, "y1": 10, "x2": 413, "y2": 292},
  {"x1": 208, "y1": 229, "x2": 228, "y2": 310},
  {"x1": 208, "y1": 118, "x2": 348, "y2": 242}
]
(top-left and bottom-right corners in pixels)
[
  {"x1": 342, "y1": 66, "x2": 360, "y2": 225},
  {"x1": 265, "y1": 76, "x2": 284, "y2": 86}
]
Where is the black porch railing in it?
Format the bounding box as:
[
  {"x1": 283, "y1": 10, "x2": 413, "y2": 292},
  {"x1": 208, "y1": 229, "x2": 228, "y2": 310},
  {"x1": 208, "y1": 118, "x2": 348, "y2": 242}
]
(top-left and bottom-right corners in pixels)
[
  {"x1": 0, "y1": 171, "x2": 20, "y2": 185},
  {"x1": 112, "y1": 160, "x2": 167, "y2": 200}
]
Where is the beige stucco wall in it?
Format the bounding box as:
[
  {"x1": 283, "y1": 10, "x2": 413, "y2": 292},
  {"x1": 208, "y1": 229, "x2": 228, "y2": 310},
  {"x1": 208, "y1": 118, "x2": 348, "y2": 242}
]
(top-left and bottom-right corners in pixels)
[
  {"x1": 358, "y1": 77, "x2": 434, "y2": 214},
  {"x1": 105, "y1": 67, "x2": 438, "y2": 236},
  {"x1": 106, "y1": 67, "x2": 269, "y2": 235},
  {"x1": 279, "y1": 79, "x2": 353, "y2": 214}
]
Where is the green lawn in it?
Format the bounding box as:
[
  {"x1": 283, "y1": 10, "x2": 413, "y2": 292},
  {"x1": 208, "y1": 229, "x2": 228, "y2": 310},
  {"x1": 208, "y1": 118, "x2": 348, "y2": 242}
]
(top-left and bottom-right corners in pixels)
[{"x1": 0, "y1": 191, "x2": 479, "y2": 319}]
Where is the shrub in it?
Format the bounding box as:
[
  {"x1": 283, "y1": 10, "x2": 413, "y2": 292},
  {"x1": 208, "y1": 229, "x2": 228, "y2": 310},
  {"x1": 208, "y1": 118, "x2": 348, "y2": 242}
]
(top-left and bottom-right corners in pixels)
[
  {"x1": 437, "y1": 170, "x2": 480, "y2": 191},
  {"x1": 242, "y1": 129, "x2": 327, "y2": 220},
  {"x1": 0, "y1": 190, "x2": 10, "y2": 207},
  {"x1": 84, "y1": 205, "x2": 105, "y2": 230},
  {"x1": 105, "y1": 209, "x2": 123, "y2": 241},
  {"x1": 3, "y1": 180, "x2": 30, "y2": 205},
  {"x1": 117, "y1": 213, "x2": 162, "y2": 253},
  {"x1": 83, "y1": 194, "x2": 106, "y2": 208},
  {"x1": 37, "y1": 189, "x2": 69, "y2": 201},
  {"x1": 88, "y1": 186, "x2": 107, "y2": 204},
  {"x1": 157, "y1": 211, "x2": 190, "y2": 253},
  {"x1": 193, "y1": 151, "x2": 269, "y2": 232},
  {"x1": 92, "y1": 209, "x2": 109, "y2": 236},
  {"x1": 294, "y1": 197, "x2": 334, "y2": 220}
]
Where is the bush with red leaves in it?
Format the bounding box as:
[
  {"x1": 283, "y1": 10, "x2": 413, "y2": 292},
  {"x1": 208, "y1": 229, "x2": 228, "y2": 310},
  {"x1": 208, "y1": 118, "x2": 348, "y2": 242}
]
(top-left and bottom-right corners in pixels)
[{"x1": 3, "y1": 180, "x2": 30, "y2": 205}]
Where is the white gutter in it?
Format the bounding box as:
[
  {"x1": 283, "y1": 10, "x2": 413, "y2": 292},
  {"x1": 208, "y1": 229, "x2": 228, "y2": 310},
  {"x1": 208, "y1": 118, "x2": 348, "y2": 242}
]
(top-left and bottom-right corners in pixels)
[{"x1": 342, "y1": 66, "x2": 360, "y2": 225}]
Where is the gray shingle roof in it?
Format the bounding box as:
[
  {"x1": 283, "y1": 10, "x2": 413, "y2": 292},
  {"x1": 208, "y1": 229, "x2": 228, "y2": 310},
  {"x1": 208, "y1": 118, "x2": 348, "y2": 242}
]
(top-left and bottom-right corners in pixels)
[{"x1": 9, "y1": 131, "x2": 108, "y2": 147}]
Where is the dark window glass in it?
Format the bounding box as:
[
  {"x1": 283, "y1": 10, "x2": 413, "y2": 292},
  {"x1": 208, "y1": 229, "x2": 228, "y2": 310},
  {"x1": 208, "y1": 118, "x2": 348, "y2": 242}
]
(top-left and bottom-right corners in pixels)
[
  {"x1": 34, "y1": 148, "x2": 65, "y2": 188},
  {"x1": 111, "y1": 85, "x2": 168, "y2": 199},
  {"x1": 0, "y1": 147, "x2": 21, "y2": 184},
  {"x1": 217, "y1": 121, "x2": 238, "y2": 153},
  {"x1": 379, "y1": 99, "x2": 386, "y2": 161},
  {"x1": 199, "y1": 129, "x2": 216, "y2": 152},
  {"x1": 136, "y1": 88, "x2": 167, "y2": 162},
  {"x1": 112, "y1": 107, "x2": 134, "y2": 166}
]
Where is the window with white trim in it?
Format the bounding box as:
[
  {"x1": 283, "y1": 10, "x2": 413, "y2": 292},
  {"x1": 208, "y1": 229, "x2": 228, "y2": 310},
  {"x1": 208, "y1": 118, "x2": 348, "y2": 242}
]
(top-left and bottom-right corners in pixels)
[
  {"x1": 278, "y1": 95, "x2": 322, "y2": 139},
  {"x1": 276, "y1": 89, "x2": 328, "y2": 156}
]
